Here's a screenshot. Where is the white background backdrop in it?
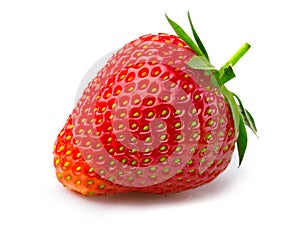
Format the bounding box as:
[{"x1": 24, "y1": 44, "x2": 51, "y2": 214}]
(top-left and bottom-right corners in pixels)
[{"x1": 1, "y1": 0, "x2": 299, "y2": 226}]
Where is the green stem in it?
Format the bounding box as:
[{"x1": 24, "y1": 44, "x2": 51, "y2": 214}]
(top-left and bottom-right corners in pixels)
[{"x1": 222, "y1": 43, "x2": 251, "y2": 69}]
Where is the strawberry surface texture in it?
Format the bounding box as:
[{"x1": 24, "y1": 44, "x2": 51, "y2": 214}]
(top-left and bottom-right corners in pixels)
[{"x1": 53, "y1": 13, "x2": 257, "y2": 196}]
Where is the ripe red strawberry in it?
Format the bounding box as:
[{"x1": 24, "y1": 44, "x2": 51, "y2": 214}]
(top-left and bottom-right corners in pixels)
[{"x1": 53, "y1": 13, "x2": 257, "y2": 196}]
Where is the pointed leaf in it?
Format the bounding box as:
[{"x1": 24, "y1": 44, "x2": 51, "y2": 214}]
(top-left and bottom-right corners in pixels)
[
  {"x1": 187, "y1": 56, "x2": 215, "y2": 70},
  {"x1": 233, "y1": 93, "x2": 258, "y2": 136},
  {"x1": 165, "y1": 14, "x2": 203, "y2": 57},
  {"x1": 187, "y1": 11, "x2": 209, "y2": 61},
  {"x1": 245, "y1": 109, "x2": 257, "y2": 133},
  {"x1": 220, "y1": 86, "x2": 240, "y2": 138},
  {"x1": 237, "y1": 115, "x2": 248, "y2": 167}
]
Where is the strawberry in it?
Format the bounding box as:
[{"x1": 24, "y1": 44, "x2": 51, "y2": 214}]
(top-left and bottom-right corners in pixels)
[{"x1": 53, "y1": 12, "x2": 257, "y2": 196}]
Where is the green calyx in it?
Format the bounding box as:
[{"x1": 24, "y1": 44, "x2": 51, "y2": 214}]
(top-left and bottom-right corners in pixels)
[{"x1": 166, "y1": 12, "x2": 257, "y2": 166}]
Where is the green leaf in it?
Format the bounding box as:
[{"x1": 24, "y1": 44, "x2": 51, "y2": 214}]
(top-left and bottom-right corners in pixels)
[
  {"x1": 218, "y1": 65, "x2": 236, "y2": 85},
  {"x1": 187, "y1": 11, "x2": 209, "y2": 61},
  {"x1": 220, "y1": 86, "x2": 240, "y2": 138},
  {"x1": 244, "y1": 109, "x2": 257, "y2": 133},
  {"x1": 187, "y1": 56, "x2": 215, "y2": 70},
  {"x1": 237, "y1": 114, "x2": 248, "y2": 167},
  {"x1": 233, "y1": 93, "x2": 258, "y2": 136},
  {"x1": 165, "y1": 14, "x2": 204, "y2": 57}
]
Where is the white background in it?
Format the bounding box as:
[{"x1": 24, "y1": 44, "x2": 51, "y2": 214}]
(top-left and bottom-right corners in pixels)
[{"x1": 0, "y1": 0, "x2": 299, "y2": 226}]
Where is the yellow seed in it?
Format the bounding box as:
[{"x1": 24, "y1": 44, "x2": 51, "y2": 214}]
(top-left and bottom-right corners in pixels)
[
  {"x1": 151, "y1": 88, "x2": 158, "y2": 93},
  {"x1": 85, "y1": 141, "x2": 91, "y2": 146},
  {"x1": 134, "y1": 99, "x2": 140, "y2": 104},
  {"x1": 64, "y1": 162, "x2": 70, "y2": 167},
  {"x1": 76, "y1": 152, "x2": 81, "y2": 158},
  {"x1": 147, "y1": 100, "x2": 153, "y2": 105},
  {"x1": 59, "y1": 146, "x2": 65, "y2": 151},
  {"x1": 88, "y1": 167, "x2": 94, "y2": 172},
  {"x1": 179, "y1": 96, "x2": 185, "y2": 101},
  {"x1": 59, "y1": 131, "x2": 65, "y2": 136},
  {"x1": 161, "y1": 110, "x2": 167, "y2": 115},
  {"x1": 66, "y1": 135, "x2": 72, "y2": 140},
  {"x1": 76, "y1": 166, "x2": 82, "y2": 171},
  {"x1": 154, "y1": 71, "x2": 160, "y2": 76},
  {"x1": 81, "y1": 118, "x2": 86, "y2": 123},
  {"x1": 87, "y1": 129, "x2": 92, "y2": 134},
  {"x1": 141, "y1": 71, "x2": 147, "y2": 77},
  {"x1": 75, "y1": 180, "x2": 81, "y2": 185},
  {"x1": 147, "y1": 112, "x2": 154, "y2": 117},
  {"x1": 66, "y1": 150, "x2": 72, "y2": 155},
  {"x1": 163, "y1": 96, "x2": 169, "y2": 101},
  {"x1": 128, "y1": 87, "x2": 134, "y2": 92},
  {"x1": 119, "y1": 146, "x2": 125, "y2": 151},
  {"x1": 55, "y1": 159, "x2": 60, "y2": 166}
]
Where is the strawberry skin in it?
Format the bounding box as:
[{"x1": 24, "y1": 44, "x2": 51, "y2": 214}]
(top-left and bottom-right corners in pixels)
[
  {"x1": 54, "y1": 14, "x2": 256, "y2": 196},
  {"x1": 54, "y1": 33, "x2": 236, "y2": 196}
]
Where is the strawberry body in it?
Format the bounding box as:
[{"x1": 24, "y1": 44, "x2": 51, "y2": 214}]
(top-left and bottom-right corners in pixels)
[{"x1": 53, "y1": 33, "x2": 236, "y2": 196}]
